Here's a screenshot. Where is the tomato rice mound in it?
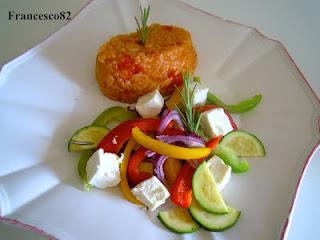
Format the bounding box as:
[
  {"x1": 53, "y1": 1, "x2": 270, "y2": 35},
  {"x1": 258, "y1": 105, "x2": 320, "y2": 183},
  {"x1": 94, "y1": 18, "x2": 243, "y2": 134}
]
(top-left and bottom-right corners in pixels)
[{"x1": 96, "y1": 24, "x2": 197, "y2": 103}]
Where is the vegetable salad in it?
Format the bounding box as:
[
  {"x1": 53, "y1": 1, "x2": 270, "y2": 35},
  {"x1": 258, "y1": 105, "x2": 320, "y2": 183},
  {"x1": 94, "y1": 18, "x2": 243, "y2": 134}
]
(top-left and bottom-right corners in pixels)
[{"x1": 67, "y1": 72, "x2": 264, "y2": 233}]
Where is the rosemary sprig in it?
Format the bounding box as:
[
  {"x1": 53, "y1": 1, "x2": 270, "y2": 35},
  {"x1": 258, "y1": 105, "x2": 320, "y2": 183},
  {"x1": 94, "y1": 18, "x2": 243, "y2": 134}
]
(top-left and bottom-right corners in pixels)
[
  {"x1": 135, "y1": 6, "x2": 151, "y2": 46},
  {"x1": 175, "y1": 71, "x2": 201, "y2": 133}
]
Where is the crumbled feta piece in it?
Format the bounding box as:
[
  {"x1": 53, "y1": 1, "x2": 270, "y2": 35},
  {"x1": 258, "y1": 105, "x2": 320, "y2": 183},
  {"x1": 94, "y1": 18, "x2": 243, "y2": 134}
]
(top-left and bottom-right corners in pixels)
[
  {"x1": 200, "y1": 107, "x2": 234, "y2": 138},
  {"x1": 207, "y1": 156, "x2": 231, "y2": 191},
  {"x1": 192, "y1": 85, "x2": 209, "y2": 106},
  {"x1": 112, "y1": 136, "x2": 118, "y2": 145},
  {"x1": 135, "y1": 89, "x2": 164, "y2": 118},
  {"x1": 131, "y1": 176, "x2": 170, "y2": 211},
  {"x1": 86, "y1": 148, "x2": 123, "y2": 189}
]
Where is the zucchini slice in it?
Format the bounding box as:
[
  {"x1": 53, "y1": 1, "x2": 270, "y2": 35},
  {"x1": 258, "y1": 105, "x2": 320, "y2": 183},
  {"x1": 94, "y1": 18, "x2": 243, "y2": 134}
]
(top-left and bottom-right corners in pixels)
[
  {"x1": 213, "y1": 145, "x2": 250, "y2": 173},
  {"x1": 192, "y1": 161, "x2": 229, "y2": 214},
  {"x1": 68, "y1": 125, "x2": 109, "y2": 152},
  {"x1": 158, "y1": 208, "x2": 200, "y2": 234},
  {"x1": 220, "y1": 130, "x2": 265, "y2": 157},
  {"x1": 189, "y1": 200, "x2": 240, "y2": 231}
]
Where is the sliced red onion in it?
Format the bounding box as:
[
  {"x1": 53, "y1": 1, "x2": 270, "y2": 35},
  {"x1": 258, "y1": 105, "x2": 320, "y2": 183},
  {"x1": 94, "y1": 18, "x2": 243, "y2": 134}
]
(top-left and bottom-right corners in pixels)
[
  {"x1": 163, "y1": 95, "x2": 171, "y2": 101},
  {"x1": 161, "y1": 109, "x2": 169, "y2": 118},
  {"x1": 143, "y1": 158, "x2": 155, "y2": 164},
  {"x1": 188, "y1": 132, "x2": 203, "y2": 139},
  {"x1": 154, "y1": 155, "x2": 168, "y2": 184},
  {"x1": 189, "y1": 160, "x2": 200, "y2": 169},
  {"x1": 156, "y1": 134, "x2": 205, "y2": 147},
  {"x1": 145, "y1": 150, "x2": 156, "y2": 158},
  {"x1": 158, "y1": 109, "x2": 185, "y2": 133}
]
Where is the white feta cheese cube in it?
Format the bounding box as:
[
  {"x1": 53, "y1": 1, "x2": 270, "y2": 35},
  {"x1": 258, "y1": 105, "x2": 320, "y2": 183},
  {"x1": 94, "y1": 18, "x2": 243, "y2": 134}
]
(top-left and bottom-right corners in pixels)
[
  {"x1": 200, "y1": 107, "x2": 233, "y2": 138},
  {"x1": 86, "y1": 148, "x2": 123, "y2": 189},
  {"x1": 192, "y1": 86, "x2": 209, "y2": 106},
  {"x1": 135, "y1": 89, "x2": 164, "y2": 118},
  {"x1": 131, "y1": 176, "x2": 170, "y2": 211},
  {"x1": 207, "y1": 155, "x2": 231, "y2": 192}
]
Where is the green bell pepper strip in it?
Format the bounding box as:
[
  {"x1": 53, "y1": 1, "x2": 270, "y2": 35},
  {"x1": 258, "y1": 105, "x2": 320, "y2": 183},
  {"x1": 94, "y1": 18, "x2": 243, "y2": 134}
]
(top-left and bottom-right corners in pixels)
[
  {"x1": 213, "y1": 144, "x2": 250, "y2": 173},
  {"x1": 206, "y1": 92, "x2": 262, "y2": 113},
  {"x1": 92, "y1": 106, "x2": 138, "y2": 127},
  {"x1": 77, "y1": 149, "x2": 95, "y2": 191}
]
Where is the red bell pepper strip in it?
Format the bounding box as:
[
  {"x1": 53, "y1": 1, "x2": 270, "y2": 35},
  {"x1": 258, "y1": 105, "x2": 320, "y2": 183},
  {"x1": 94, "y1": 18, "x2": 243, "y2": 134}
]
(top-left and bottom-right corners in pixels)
[
  {"x1": 127, "y1": 147, "x2": 152, "y2": 186},
  {"x1": 170, "y1": 163, "x2": 195, "y2": 208},
  {"x1": 206, "y1": 135, "x2": 223, "y2": 149},
  {"x1": 97, "y1": 119, "x2": 160, "y2": 153},
  {"x1": 195, "y1": 105, "x2": 237, "y2": 130},
  {"x1": 196, "y1": 135, "x2": 223, "y2": 164},
  {"x1": 162, "y1": 128, "x2": 185, "y2": 136}
]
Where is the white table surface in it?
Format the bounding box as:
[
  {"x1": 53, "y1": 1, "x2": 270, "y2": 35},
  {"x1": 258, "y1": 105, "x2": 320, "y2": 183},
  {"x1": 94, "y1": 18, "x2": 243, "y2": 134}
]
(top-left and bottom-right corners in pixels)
[{"x1": 0, "y1": 0, "x2": 319, "y2": 239}]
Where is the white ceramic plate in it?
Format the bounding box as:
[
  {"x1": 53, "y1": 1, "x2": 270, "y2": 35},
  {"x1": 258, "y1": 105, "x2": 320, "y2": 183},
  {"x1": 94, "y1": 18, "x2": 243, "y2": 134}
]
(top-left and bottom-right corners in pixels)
[{"x1": 0, "y1": 0, "x2": 319, "y2": 239}]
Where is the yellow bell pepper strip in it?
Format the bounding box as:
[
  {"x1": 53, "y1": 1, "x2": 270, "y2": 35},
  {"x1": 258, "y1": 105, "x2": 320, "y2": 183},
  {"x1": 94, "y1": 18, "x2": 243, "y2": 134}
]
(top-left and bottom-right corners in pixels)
[
  {"x1": 166, "y1": 87, "x2": 182, "y2": 110},
  {"x1": 163, "y1": 158, "x2": 182, "y2": 188},
  {"x1": 132, "y1": 127, "x2": 211, "y2": 159},
  {"x1": 138, "y1": 162, "x2": 154, "y2": 174},
  {"x1": 120, "y1": 138, "x2": 142, "y2": 205}
]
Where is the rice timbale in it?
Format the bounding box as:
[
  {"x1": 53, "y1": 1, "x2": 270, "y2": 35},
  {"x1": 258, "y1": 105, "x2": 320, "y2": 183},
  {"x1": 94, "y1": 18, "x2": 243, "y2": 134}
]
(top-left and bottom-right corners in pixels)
[{"x1": 96, "y1": 24, "x2": 197, "y2": 103}]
